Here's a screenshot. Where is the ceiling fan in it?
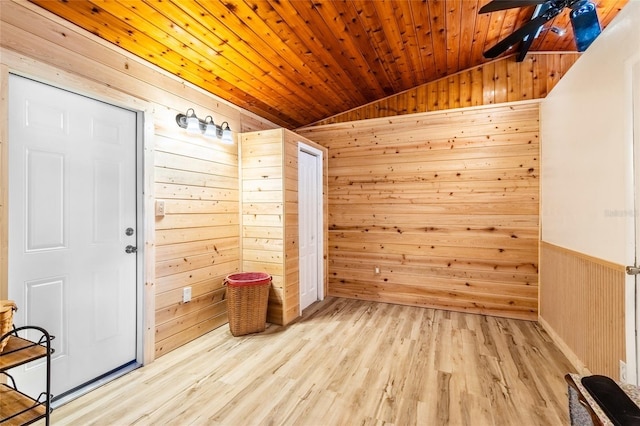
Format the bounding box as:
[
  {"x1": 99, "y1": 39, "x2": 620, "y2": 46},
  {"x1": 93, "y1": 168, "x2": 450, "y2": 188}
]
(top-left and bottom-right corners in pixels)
[{"x1": 480, "y1": 0, "x2": 602, "y2": 62}]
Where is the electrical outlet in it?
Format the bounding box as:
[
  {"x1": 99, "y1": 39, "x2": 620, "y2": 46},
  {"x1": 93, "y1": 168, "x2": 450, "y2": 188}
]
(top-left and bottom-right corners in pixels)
[
  {"x1": 374, "y1": 266, "x2": 381, "y2": 275},
  {"x1": 183, "y1": 287, "x2": 192, "y2": 303},
  {"x1": 620, "y1": 360, "x2": 627, "y2": 382}
]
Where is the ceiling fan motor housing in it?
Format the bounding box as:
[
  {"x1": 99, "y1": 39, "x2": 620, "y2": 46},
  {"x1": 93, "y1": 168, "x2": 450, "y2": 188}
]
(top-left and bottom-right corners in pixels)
[
  {"x1": 570, "y1": 0, "x2": 602, "y2": 51},
  {"x1": 480, "y1": 0, "x2": 602, "y2": 59}
]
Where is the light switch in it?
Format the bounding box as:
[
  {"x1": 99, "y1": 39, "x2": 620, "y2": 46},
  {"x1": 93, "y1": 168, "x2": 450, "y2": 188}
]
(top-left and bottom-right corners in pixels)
[
  {"x1": 155, "y1": 200, "x2": 165, "y2": 217},
  {"x1": 183, "y1": 287, "x2": 192, "y2": 303}
]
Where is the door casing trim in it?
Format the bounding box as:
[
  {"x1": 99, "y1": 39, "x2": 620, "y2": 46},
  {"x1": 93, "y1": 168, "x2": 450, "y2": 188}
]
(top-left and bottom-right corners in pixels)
[{"x1": 297, "y1": 141, "x2": 325, "y2": 315}]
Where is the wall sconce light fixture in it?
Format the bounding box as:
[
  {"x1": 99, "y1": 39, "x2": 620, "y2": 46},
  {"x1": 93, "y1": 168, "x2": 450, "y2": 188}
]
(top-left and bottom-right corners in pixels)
[{"x1": 176, "y1": 108, "x2": 234, "y2": 144}]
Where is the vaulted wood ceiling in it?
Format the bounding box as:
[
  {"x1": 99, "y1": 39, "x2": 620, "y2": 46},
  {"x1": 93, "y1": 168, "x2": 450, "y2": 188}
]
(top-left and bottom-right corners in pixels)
[{"x1": 30, "y1": 0, "x2": 628, "y2": 128}]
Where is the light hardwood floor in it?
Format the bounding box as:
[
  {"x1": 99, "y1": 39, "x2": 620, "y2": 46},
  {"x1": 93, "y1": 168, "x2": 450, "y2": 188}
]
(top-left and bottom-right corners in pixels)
[{"x1": 48, "y1": 297, "x2": 575, "y2": 425}]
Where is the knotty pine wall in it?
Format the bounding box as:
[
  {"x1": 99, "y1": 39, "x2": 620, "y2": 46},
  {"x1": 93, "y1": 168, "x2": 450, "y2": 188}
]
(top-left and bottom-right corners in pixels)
[
  {"x1": 241, "y1": 130, "x2": 285, "y2": 324},
  {"x1": 0, "y1": 0, "x2": 277, "y2": 360},
  {"x1": 310, "y1": 53, "x2": 579, "y2": 126},
  {"x1": 153, "y1": 128, "x2": 239, "y2": 357},
  {"x1": 539, "y1": 242, "x2": 625, "y2": 378},
  {"x1": 297, "y1": 101, "x2": 540, "y2": 320},
  {"x1": 240, "y1": 129, "x2": 328, "y2": 325}
]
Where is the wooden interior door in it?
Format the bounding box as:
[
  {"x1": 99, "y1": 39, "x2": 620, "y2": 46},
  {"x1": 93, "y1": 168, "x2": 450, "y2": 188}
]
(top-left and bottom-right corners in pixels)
[{"x1": 7, "y1": 75, "x2": 138, "y2": 399}]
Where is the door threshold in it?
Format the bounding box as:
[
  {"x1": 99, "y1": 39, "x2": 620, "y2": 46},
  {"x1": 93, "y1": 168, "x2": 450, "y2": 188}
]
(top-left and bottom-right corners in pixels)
[{"x1": 52, "y1": 361, "x2": 141, "y2": 409}]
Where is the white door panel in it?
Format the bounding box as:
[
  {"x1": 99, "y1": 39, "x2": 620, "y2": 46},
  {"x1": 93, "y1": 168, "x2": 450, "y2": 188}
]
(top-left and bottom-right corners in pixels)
[
  {"x1": 299, "y1": 144, "x2": 323, "y2": 311},
  {"x1": 8, "y1": 75, "x2": 137, "y2": 399},
  {"x1": 26, "y1": 150, "x2": 66, "y2": 250}
]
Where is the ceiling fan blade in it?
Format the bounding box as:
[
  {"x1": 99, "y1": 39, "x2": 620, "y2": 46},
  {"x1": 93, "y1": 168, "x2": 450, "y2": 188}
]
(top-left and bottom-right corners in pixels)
[
  {"x1": 515, "y1": 29, "x2": 538, "y2": 62},
  {"x1": 483, "y1": 14, "x2": 553, "y2": 58},
  {"x1": 479, "y1": 0, "x2": 546, "y2": 14}
]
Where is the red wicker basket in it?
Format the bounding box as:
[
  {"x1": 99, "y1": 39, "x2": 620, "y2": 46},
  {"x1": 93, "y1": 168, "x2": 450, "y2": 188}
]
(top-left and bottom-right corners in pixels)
[{"x1": 225, "y1": 272, "x2": 271, "y2": 337}]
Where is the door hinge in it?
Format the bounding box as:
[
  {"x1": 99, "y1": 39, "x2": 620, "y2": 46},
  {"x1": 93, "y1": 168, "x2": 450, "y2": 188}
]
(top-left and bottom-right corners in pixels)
[{"x1": 626, "y1": 266, "x2": 640, "y2": 275}]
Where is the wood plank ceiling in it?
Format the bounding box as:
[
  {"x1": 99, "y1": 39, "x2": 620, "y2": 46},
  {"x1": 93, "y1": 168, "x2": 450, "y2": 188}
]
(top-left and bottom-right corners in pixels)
[{"x1": 29, "y1": 0, "x2": 628, "y2": 129}]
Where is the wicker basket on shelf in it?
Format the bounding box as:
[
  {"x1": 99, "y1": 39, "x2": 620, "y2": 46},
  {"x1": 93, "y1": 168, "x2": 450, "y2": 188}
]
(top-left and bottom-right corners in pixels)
[{"x1": 0, "y1": 300, "x2": 17, "y2": 352}]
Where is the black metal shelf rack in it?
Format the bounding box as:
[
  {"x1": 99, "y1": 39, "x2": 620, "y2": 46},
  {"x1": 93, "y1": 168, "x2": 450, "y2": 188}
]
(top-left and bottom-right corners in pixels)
[{"x1": 0, "y1": 326, "x2": 54, "y2": 425}]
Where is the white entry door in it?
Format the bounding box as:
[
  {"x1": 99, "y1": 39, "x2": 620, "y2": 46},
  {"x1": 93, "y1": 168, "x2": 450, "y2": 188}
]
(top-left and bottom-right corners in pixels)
[
  {"x1": 8, "y1": 75, "x2": 138, "y2": 399},
  {"x1": 298, "y1": 143, "x2": 323, "y2": 311}
]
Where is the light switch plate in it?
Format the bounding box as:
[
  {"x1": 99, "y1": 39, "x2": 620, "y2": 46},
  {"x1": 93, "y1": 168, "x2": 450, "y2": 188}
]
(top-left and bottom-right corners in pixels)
[
  {"x1": 155, "y1": 200, "x2": 165, "y2": 217},
  {"x1": 183, "y1": 287, "x2": 192, "y2": 303}
]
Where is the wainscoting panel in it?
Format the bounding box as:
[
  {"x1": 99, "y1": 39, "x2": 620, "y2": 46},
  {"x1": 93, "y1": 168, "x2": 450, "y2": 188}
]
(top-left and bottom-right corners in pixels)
[{"x1": 539, "y1": 241, "x2": 625, "y2": 379}]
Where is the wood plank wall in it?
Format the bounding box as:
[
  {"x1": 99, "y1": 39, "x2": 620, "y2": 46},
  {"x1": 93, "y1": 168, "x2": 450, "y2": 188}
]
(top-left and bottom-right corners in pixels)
[
  {"x1": 241, "y1": 129, "x2": 286, "y2": 324},
  {"x1": 539, "y1": 242, "x2": 625, "y2": 379},
  {"x1": 310, "y1": 53, "x2": 580, "y2": 126},
  {"x1": 154, "y1": 127, "x2": 239, "y2": 357},
  {"x1": 297, "y1": 101, "x2": 540, "y2": 320},
  {"x1": 283, "y1": 132, "x2": 301, "y2": 324},
  {"x1": 240, "y1": 129, "x2": 328, "y2": 325},
  {"x1": 0, "y1": 0, "x2": 277, "y2": 360}
]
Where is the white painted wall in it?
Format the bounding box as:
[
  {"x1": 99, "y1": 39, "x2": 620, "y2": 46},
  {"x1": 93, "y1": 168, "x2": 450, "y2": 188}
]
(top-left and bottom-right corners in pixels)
[
  {"x1": 541, "y1": 1, "x2": 640, "y2": 383},
  {"x1": 541, "y1": 1, "x2": 640, "y2": 266}
]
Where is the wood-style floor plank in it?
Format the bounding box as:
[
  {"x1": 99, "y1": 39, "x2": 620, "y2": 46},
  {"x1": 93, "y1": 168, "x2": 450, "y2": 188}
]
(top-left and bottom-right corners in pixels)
[{"x1": 47, "y1": 297, "x2": 575, "y2": 425}]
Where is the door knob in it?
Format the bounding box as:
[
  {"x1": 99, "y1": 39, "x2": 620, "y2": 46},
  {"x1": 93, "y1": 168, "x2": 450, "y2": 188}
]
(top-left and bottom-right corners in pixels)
[{"x1": 125, "y1": 245, "x2": 137, "y2": 254}]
